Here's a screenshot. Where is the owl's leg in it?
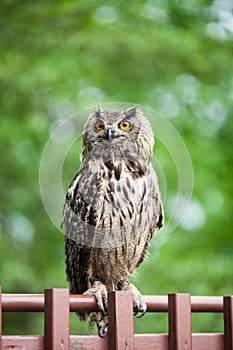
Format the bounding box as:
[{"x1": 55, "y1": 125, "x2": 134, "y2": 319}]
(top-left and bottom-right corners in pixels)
[
  {"x1": 118, "y1": 280, "x2": 147, "y2": 317},
  {"x1": 83, "y1": 280, "x2": 108, "y2": 337}
]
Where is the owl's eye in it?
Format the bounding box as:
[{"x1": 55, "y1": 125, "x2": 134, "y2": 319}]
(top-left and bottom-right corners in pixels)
[
  {"x1": 95, "y1": 121, "x2": 105, "y2": 131},
  {"x1": 118, "y1": 120, "x2": 131, "y2": 131}
]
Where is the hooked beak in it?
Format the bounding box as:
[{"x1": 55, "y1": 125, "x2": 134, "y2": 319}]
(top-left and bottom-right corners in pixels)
[{"x1": 104, "y1": 129, "x2": 115, "y2": 141}]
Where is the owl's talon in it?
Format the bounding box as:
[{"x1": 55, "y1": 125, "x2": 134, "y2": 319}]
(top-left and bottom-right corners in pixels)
[
  {"x1": 134, "y1": 302, "x2": 147, "y2": 318},
  {"x1": 99, "y1": 304, "x2": 106, "y2": 316},
  {"x1": 98, "y1": 323, "x2": 108, "y2": 338},
  {"x1": 135, "y1": 308, "x2": 147, "y2": 318},
  {"x1": 131, "y1": 284, "x2": 147, "y2": 318},
  {"x1": 83, "y1": 280, "x2": 108, "y2": 315}
]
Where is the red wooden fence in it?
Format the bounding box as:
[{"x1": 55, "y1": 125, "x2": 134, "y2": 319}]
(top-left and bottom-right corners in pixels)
[{"x1": 0, "y1": 286, "x2": 232, "y2": 350}]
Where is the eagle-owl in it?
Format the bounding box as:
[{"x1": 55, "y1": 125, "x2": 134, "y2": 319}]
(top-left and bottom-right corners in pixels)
[{"x1": 62, "y1": 105, "x2": 163, "y2": 337}]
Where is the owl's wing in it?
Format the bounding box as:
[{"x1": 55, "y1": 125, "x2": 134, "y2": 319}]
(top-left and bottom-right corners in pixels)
[
  {"x1": 63, "y1": 165, "x2": 95, "y2": 295},
  {"x1": 63, "y1": 160, "x2": 122, "y2": 293},
  {"x1": 135, "y1": 165, "x2": 164, "y2": 268},
  {"x1": 149, "y1": 165, "x2": 164, "y2": 232},
  {"x1": 64, "y1": 236, "x2": 91, "y2": 294}
]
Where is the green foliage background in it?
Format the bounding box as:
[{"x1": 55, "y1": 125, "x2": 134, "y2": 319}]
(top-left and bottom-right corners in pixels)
[{"x1": 1, "y1": 0, "x2": 232, "y2": 335}]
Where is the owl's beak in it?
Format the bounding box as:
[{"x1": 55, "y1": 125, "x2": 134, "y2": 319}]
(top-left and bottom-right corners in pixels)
[{"x1": 104, "y1": 129, "x2": 114, "y2": 141}]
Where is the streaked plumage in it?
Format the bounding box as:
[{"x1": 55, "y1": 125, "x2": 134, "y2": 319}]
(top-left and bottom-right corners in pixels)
[{"x1": 62, "y1": 105, "x2": 163, "y2": 336}]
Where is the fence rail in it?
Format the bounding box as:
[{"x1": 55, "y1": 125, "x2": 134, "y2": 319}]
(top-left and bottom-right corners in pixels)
[{"x1": 0, "y1": 287, "x2": 232, "y2": 350}]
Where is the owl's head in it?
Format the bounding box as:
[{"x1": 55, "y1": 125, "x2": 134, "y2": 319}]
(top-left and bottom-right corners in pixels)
[{"x1": 81, "y1": 105, "x2": 154, "y2": 162}]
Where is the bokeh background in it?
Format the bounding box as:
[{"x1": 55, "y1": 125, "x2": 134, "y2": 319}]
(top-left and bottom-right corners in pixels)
[{"x1": 1, "y1": 0, "x2": 233, "y2": 335}]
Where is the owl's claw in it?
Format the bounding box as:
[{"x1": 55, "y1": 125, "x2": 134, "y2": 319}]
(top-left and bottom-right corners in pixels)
[
  {"x1": 118, "y1": 281, "x2": 147, "y2": 318},
  {"x1": 98, "y1": 304, "x2": 106, "y2": 316},
  {"x1": 130, "y1": 283, "x2": 147, "y2": 318},
  {"x1": 98, "y1": 322, "x2": 108, "y2": 338},
  {"x1": 134, "y1": 298, "x2": 147, "y2": 318},
  {"x1": 134, "y1": 307, "x2": 147, "y2": 318},
  {"x1": 83, "y1": 280, "x2": 108, "y2": 315}
]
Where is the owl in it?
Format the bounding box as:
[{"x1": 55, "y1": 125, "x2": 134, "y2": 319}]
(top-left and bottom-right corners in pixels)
[{"x1": 62, "y1": 105, "x2": 163, "y2": 337}]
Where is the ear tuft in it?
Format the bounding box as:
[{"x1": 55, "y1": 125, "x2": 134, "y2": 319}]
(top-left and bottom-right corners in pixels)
[
  {"x1": 125, "y1": 105, "x2": 141, "y2": 117},
  {"x1": 93, "y1": 105, "x2": 103, "y2": 118}
]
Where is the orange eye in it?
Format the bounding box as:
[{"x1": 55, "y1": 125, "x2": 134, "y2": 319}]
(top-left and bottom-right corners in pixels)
[
  {"x1": 118, "y1": 120, "x2": 131, "y2": 131},
  {"x1": 95, "y1": 121, "x2": 105, "y2": 131}
]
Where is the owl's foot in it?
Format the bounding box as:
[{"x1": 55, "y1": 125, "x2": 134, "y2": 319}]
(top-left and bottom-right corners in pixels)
[
  {"x1": 118, "y1": 280, "x2": 147, "y2": 318},
  {"x1": 83, "y1": 281, "x2": 109, "y2": 337},
  {"x1": 84, "y1": 280, "x2": 108, "y2": 315},
  {"x1": 133, "y1": 297, "x2": 147, "y2": 317},
  {"x1": 132, "y1": 284, "x2": 147, "y2": 317}
]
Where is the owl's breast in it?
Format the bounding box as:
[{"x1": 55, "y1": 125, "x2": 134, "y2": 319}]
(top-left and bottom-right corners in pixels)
[{"x1": 83, "y1": 160, "x2": 159, "y2": 285}]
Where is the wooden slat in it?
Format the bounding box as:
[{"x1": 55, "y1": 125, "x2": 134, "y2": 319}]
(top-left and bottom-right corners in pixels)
[
  {"x1": 2, "y1": 335, "x2": 44, "y2": 350},
  {"x1": 108, "y1": 291, "x2": 135, "y2": 350},
  {"x1": 193, "y1": 333, "x2": 224, "y2": 350},
  {"x1": 168, "y1": 293, "x2": 192, "y2": 350},
  {"x1": 135, "y1": 334, "x2": 224, "y2": 350},
  {"x1": 1, "y1": 334, "x2": 224, "y2": 350},
  {"x1": 224, "y1": 296, "x2": 233, "y2": 350},
  {"x1": 145, "y1": 295, "x2": 223, "y2": 313},
  {"x1": 1, "y1": 294, "x2": 224, "y2": 313},
  {"x1": 190, "y1": 296, "x2": 223, "y2": 313},
  {"x1": 135, "y1": 334, "x2": 168, "y2": 350},
  {"x1": 2, "y1": 294, "x2": 45, "y2": 312},
  {"x1": 71, "y1": 335, "x2": 108, "y2": 350},
  {"x1": 44, "y1": 288, "x2": 70, "y2": 350}
]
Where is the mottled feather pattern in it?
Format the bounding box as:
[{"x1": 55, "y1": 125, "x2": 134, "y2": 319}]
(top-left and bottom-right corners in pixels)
[
  {"x1": 64, "y1": 158, "x2": 162, "y2": 288},
  {"x1": 63, "y1": 105, "x2": 163, "y2": 335}
]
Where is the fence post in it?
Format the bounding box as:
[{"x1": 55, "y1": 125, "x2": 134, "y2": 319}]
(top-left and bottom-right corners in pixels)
[
  {"x1": 44, "y1": 288, "x2": 70, "y2": 350},
  {"x1": 224, "y1": 296, "x2": 233, "y2": 350},
  {"x1": 108, "y1": 291, "x2": 135, "y2": 350},
  {"x1": 168, "y1": 293, "x2": 192, "y2": 350}
]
